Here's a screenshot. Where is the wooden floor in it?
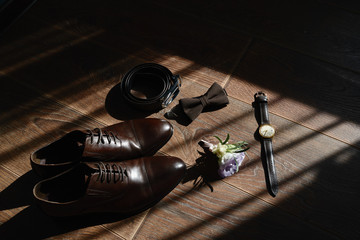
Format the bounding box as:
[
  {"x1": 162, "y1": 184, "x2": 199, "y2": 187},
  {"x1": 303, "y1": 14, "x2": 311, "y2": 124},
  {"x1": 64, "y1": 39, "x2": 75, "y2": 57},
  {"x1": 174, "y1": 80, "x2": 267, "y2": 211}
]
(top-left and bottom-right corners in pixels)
[{"x1": 1, "y1": 0, "x2": 360, "y2": 239}]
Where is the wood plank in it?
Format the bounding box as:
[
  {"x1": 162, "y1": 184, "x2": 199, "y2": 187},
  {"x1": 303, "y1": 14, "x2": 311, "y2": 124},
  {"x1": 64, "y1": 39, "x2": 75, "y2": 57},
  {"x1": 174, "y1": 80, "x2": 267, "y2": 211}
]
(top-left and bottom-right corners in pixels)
[
  {"x1": 152, "y1": 0, "x2": 360, "y2": 73},
  {"x1": 226, "y1": 39, "x2": 360, "y2": 148},
  {"x1": 155, "y1": 81, "x2": 360, "y2": 239},
  {"x1": 133, "y1": 182, "x2": 338, "y2": 239},
  {"x1": 0, "y1": 204, "x2": 124, "y2": 239},
  {"x1": 101, "y1": 211, "x2": 149, "y2": 240}
]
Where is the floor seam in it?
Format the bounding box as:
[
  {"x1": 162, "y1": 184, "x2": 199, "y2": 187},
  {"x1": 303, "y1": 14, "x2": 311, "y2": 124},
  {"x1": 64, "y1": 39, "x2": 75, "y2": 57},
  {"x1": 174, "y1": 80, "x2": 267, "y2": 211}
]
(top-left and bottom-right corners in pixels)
[
  {"x1": 99, "y1": 225, "x2": 127, "y2": 240},
  {"x1": 129, "y1": 209, "x2": 152, "y2": 240},
  {"x1": 0, "y1": 164, "x2": 21, "y2": 178},
  {"x1": 223, "y1": 37, "x2": 254, "y2": 89}
]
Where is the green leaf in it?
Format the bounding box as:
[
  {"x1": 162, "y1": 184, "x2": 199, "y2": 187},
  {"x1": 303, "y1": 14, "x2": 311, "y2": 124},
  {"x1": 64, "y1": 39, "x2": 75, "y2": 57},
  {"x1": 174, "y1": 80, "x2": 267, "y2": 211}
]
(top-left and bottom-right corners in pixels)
[
  {"x1": 223, "y1": 134, "x2": 230, "y2": 144},
  {"x1": 213, "y1": 134, "x2": 249, "y2": 153},
  {"x1": 214, "y1": 136, "x2": 223, "y2": 144},
  {"x1": 234, "y1": 147, "x2": 250, "y2": 152}
]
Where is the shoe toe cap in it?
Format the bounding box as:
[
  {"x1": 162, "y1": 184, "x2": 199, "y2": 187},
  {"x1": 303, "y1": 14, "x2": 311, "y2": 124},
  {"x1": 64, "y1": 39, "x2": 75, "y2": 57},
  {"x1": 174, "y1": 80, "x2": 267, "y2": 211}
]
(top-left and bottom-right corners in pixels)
[
  {"x1": 144, "y1": 156, "x2": 186, "y2": 197},
  {"x1": 134, "y1": 118, "x2": 173, "y2": 155}
]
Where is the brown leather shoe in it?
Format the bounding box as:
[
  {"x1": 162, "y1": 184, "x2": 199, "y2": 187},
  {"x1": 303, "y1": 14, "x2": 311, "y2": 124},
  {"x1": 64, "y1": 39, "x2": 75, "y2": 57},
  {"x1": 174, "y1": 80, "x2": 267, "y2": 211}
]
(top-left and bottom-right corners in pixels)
[
  {"x1": 31, "y1": 118, "x2": 173, "y2": 178},
  {"x1": 33, "y1": 156, "x2": 186, "y2": 217}
]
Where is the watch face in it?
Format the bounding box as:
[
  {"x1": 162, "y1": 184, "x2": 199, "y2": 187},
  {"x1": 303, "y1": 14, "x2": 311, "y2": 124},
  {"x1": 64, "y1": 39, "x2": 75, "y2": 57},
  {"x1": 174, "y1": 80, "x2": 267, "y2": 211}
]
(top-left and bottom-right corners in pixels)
[{"x1": 259, "y1": 124, "x2": 275, "y2": 138}]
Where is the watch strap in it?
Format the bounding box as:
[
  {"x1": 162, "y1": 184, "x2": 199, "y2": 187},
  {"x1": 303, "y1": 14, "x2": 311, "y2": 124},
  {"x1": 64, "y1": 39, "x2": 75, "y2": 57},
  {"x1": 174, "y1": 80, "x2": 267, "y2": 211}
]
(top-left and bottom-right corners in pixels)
[
  {"x1": 255, "y1": 92, "x2": 270, "y2": 124},
  {"x1": 259, "y1": 102, "x2": 270, "y2": 125},
  {"x1": 262, "y1": 138, "x2": 278, "y2": 196}
]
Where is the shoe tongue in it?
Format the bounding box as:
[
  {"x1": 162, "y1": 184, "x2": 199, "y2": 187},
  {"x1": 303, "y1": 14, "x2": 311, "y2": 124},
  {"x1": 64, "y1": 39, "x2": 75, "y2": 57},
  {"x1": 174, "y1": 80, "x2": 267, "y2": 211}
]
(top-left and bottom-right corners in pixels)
[
  {"x1": 84, "y1": 163, "x2": 116, "y2": 196},
  {"x1": 83, "y1": 163, "x2": 96, "y2": 184},
  {"x1": 66, "y1": 130, "x2": 87, "y2": 155},
  {"x1": 82, "y1": 135, "x2": 108, "y2": 159},
  {"x1": 76, "y1": 140, "x2": 84, "y2": 148}
]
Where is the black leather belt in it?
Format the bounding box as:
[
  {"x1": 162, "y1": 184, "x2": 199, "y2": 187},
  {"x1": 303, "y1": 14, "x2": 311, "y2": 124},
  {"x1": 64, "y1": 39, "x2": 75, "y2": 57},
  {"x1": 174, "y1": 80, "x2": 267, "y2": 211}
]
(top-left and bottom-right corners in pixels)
[{"x1": 120, "y1": 63, "x2": 181, "y2": 112}]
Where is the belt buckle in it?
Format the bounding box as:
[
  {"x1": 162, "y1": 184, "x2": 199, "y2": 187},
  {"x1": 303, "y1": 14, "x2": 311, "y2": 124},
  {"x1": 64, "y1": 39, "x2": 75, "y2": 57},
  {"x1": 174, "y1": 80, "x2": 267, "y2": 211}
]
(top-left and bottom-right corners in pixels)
[{"x1": 161, "y1": 75, "x2": 182, "y2": 108}]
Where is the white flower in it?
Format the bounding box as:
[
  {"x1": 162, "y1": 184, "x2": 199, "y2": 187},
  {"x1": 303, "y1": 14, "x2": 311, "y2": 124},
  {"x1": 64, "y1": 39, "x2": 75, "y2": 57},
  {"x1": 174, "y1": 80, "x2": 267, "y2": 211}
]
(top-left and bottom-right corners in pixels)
[
  {"x1": 211, "y1": 143, "x2": 227, "y2": 159},
  {"x1": 219, "y1": 152, "x2": 233, "y2": 165}
]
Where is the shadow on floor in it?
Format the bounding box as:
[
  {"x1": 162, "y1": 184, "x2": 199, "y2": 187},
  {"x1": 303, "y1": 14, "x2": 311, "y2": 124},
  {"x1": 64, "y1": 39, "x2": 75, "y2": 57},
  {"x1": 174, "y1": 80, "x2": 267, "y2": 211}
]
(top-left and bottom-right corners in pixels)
[{"x1": 0, "y1": 171, "x2": 146, "y2": 239}]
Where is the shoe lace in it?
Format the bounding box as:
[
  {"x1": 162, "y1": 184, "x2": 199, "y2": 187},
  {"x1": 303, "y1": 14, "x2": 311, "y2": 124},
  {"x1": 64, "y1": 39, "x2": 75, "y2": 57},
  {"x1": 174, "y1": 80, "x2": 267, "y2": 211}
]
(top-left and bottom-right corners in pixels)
[
  {"x1": 87, "y1": 128, "x2": 121, "y2": 145},
  {"x1": 95, "y1": 162, "x2": 128, "y2": 183}
]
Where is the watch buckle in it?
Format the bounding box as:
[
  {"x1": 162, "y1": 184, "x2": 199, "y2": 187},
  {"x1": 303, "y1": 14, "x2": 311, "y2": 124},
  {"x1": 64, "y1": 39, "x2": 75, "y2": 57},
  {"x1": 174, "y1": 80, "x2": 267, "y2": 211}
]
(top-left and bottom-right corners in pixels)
[{"x1": 254, "y1": 91, "x2": 266, "y2": 98}]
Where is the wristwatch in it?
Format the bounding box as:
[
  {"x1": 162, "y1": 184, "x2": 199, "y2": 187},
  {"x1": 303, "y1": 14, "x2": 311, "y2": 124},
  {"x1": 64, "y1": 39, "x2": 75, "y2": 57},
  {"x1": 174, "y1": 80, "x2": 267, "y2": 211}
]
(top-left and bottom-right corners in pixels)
[{"x1": 254, "y1": 92, "x2": 278, "y2": 197}]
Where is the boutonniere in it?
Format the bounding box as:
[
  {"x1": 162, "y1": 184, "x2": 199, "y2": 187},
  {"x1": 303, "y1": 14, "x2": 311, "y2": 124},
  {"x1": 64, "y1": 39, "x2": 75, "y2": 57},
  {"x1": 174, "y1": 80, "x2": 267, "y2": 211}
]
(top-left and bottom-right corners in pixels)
[{"x1": 200, "y1": 134, "x2": 249, "y2": 178}]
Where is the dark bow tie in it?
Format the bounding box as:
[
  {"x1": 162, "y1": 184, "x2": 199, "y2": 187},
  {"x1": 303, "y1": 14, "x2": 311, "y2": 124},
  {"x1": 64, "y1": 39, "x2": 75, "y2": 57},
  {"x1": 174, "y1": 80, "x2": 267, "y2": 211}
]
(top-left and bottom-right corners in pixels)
[{"x1": 179, "y1": 82, "x2": 229, "y2": 121}]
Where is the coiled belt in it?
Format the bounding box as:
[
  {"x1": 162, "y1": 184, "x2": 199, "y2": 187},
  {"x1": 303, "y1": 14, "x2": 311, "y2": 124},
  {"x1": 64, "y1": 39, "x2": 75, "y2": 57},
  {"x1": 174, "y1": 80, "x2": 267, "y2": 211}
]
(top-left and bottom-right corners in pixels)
[{"x1": 120, "y1": 63, "x2": 181, "y2": 112}]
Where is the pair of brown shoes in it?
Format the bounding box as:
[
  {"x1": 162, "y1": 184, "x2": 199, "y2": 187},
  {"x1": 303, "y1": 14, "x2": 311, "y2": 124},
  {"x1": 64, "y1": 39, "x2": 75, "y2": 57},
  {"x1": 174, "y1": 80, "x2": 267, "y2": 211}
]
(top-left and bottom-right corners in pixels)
[{"x1": 31, "y1": 118, "x2": 186, "y2": 217}]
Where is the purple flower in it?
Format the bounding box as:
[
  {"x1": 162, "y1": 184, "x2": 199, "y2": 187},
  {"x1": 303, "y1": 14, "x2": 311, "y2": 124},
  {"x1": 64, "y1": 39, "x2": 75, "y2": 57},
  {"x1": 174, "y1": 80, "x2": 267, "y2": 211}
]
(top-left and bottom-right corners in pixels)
[{"x1": 217, "y1": 152, "x2": 245, "y2": 178}]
